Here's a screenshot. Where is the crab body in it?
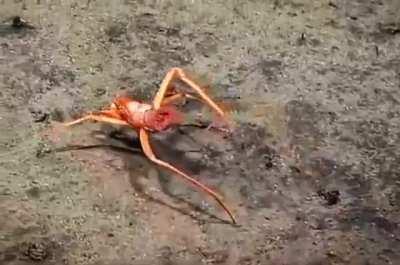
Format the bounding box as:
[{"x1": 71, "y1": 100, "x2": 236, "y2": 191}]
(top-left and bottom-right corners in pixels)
[{"x1": 112, "y1": 96, "x2": 183, "y2": 132}]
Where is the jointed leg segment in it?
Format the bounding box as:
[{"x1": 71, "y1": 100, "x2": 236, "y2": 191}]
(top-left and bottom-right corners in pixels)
[
  {"x1": 161, "y1": 92, "x2": 201, "y2": 106},
  {"x1": 63, "y1": 110, "x2": 129, "y2": 127},
  {"x1": 153, "y1": 68, "x2": 225, "y2": 117}
]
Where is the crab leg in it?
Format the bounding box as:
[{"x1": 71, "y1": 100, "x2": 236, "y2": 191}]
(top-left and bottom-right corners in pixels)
[
  {"x1": 153, "y1": 68, "x2": 225, "y2": 117},
  {"x1": 63, "y1": 110, "x2": 129, "y2": 127},
  {"x1": 139, "y1": 128, "x2": 236, "y2": 224},
  {"x1": 161, "y1": 92, "x2": 200, "y2": 106}
]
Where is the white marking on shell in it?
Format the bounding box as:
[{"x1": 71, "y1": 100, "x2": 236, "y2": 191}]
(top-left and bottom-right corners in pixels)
[{"x1": 126, "y1": 101, "x2": 152, "y2": 114}]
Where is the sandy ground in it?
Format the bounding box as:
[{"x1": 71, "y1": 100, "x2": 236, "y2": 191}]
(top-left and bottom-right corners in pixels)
[{"x1": 1, "y1": 0, "x2": 400, "y2": 264}]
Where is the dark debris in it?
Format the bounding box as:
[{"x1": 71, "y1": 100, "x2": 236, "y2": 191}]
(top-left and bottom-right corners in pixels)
[{"x1": 317, "y1": 189, "x2": 341, "y2": 206}]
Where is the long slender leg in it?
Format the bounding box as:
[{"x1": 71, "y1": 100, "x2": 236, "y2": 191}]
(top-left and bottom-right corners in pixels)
[
  {"x1": 153, "y1": 68, "x2": 225, "y2": 118},
  {"x1": 160, "y1": 82, "x2": 234, "y2": 134},
  {"x1": 63, "y1": 110, "x2": 129, "y2": 127},
  {"x1": 139, "y1": 128, "x2": 236, "y2": 224},
  {"x1": 153, "y1": 69, "x2": 177, "y2": 109},
  {"x1": 175, "y1": 68, "x2": 226, "y2": 117},
  {"x1": 161, "y1": 92, "x2": 201, "y2": 106}
]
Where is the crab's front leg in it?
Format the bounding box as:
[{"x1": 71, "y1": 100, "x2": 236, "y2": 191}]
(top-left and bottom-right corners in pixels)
[
  {"x1": 153, "y1": 68, "x2": 225, "y2": 115},
  {"x1": 153, "y1": 68, "x2": 235, "y2": 132}
]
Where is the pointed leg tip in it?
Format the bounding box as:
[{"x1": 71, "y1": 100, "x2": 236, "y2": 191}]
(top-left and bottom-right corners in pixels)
[
  {"x1": 229, "y1": 214, "x2": 238, "y2": 225},
  {"x1": 62, "y1": 122, "x2": 73, "y2": 127}
]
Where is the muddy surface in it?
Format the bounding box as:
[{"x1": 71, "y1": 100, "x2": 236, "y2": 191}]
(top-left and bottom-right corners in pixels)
[{"x1": 1, "y1": 1, "x2": 400, "y2": 264}]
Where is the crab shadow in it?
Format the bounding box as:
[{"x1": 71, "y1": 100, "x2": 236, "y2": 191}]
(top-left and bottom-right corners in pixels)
[{"x1": 57, "y1": 124, "x2": 231, "y2": 225}]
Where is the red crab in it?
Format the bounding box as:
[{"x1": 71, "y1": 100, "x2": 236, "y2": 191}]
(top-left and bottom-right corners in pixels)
[{"x1": 63, "y1": 68, "x2": 237, "y2": 224}]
